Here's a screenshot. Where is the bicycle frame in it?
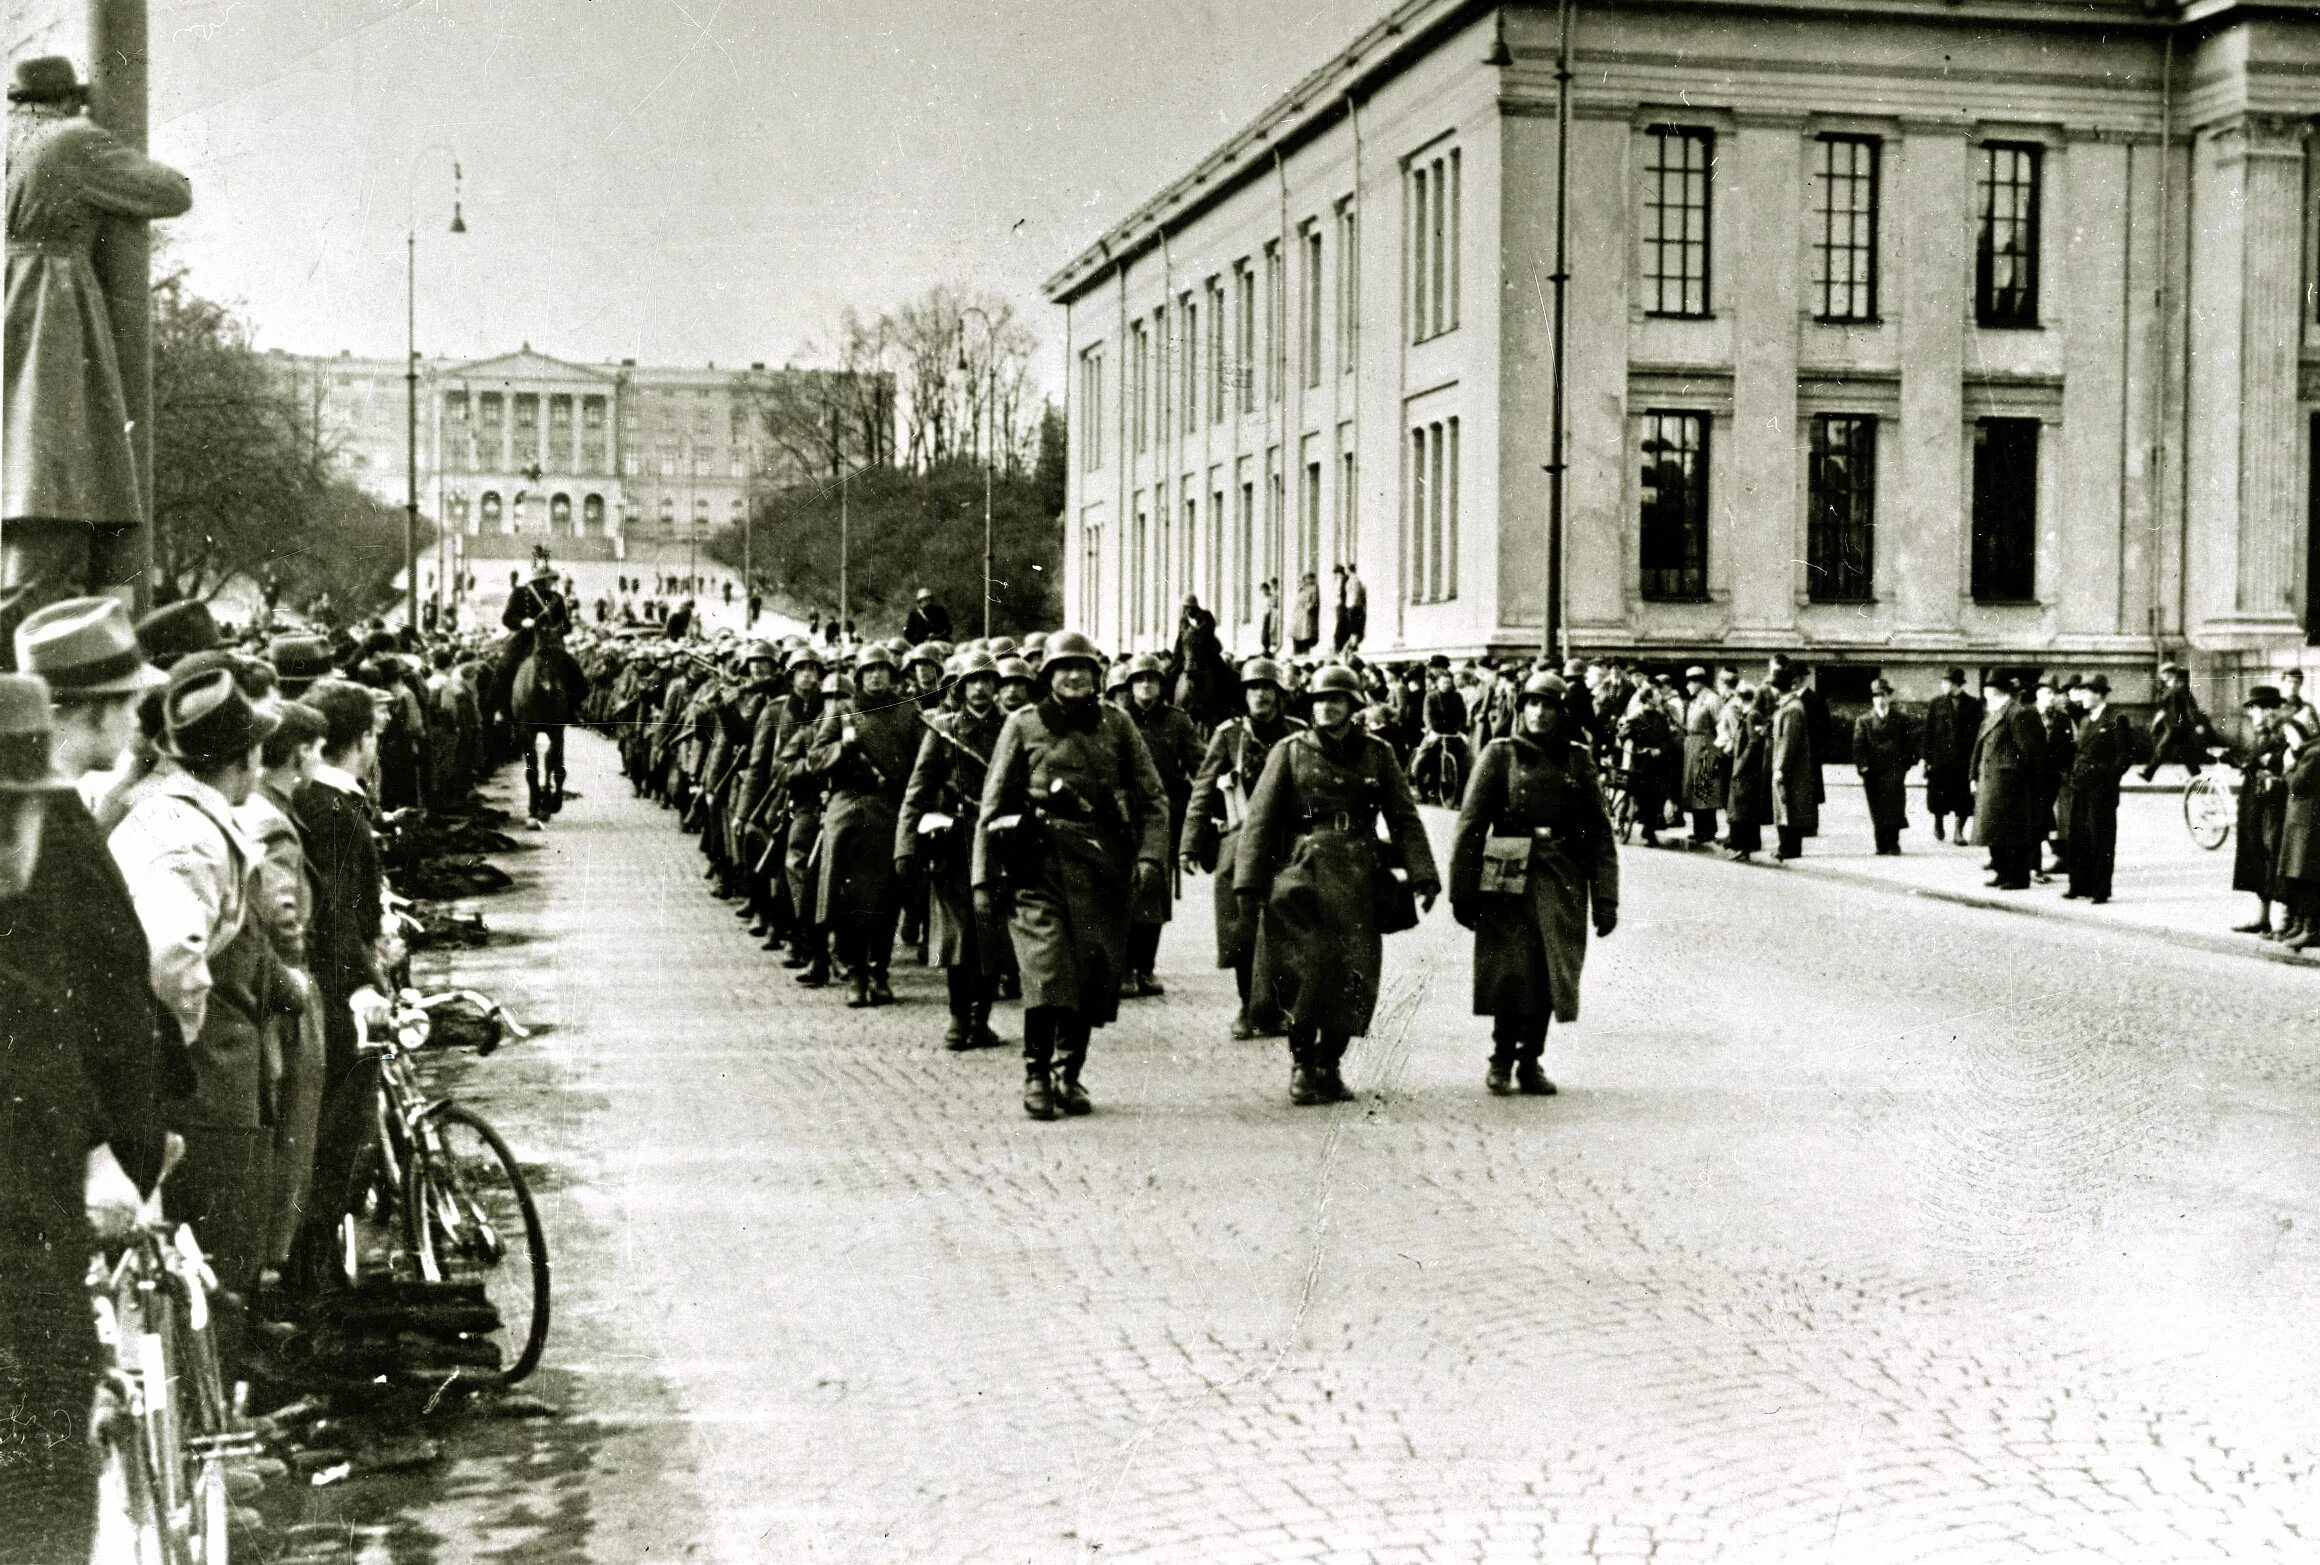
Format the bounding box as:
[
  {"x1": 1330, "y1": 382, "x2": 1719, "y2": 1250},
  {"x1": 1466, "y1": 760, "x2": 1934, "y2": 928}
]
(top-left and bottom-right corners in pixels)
[{"x1": 348, "y1": 996, "x2": 514, "y2": 1286}]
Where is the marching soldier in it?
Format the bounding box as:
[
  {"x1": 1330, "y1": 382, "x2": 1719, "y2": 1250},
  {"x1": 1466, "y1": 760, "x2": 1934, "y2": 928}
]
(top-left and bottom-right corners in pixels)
[
  {"x1": 897, "y1": 650, "x2": 1006, "y2": 1049},
  {"x1": 1447, "y1": 670, "x2": 1619, "y2": 1096},
  {"x1": 780, "y1": 669, "x2": 838, "y2": 985},
  {"x1": 736, "y1": 644, "x2": 826, "y2": 949},
  {"x1": 1121, "y1": 651, "x2": 1201, "y2": 997},
  {"x1": 973, "y1": 631, "x2": 1169, "y2": 1121},
  {"x1": 1234, "y1": 663, "x2": 1439, "y2": 1107},
  {"x1": 1179, "y1": 656, "x2": 1305, "y2": 1039},
  {"x1": 806, "y1": 645, "x2": 923, "y2": 1007}
]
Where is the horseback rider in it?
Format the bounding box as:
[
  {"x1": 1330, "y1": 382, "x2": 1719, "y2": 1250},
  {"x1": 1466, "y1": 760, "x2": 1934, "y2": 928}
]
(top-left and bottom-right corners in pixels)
[{"x1": 499, "y1": 555, "x2": 587, "y2": 714}]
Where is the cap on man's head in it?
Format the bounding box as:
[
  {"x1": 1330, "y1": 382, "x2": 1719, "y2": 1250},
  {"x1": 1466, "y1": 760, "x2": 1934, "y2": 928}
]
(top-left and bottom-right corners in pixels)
[
  {"x1": 2080, "y1": 673, "x2": 2111, "y2": 696},
  {"x1": 136, "y1": 601, "x2": 222, "y2": 670},
  {"x1": 15, "y1": 597, "x2": 165, "y2": 700},
  {"x1": 0, "y1": 674, "x2": 72, "y2": 795},
  {"x1": 160, "y1": 664, "x2": 280, "y2": 766},
  {"x1": 2247, "y1": 685, "x2": 2283, "y2": 711},
  {"x1": 916, "y1": 587, "x2": 933, "y2": 600}
]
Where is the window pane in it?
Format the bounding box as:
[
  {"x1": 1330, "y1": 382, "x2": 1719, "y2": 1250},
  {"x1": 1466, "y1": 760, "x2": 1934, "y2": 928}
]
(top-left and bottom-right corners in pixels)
[
  {"x1": 1639, "y1": 412, "x2": 1708, "y2": 600},
  {"x1": 1971, "y1": 418, "x2": 2039, "y2": 601},
  {"x1": 1643, "y1": 128, "x2": 1713, "y2": 318},
  {"x1": 1812, "y1": 136, "x2": 1880, "y2": 322},
  {"x1": 1807, "y1": 414, "x2": 1876, "y2": 602},
  {"x1": 1976, "y1": 144, "x2": 2042, "y2": 327}
]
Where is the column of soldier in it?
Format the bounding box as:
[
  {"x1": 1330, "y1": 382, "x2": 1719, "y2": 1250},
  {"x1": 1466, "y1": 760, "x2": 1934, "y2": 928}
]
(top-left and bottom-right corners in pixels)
[
  {"x1": 591, "y1": 621, "x2": 1620, "y2": 1129},
  {"x1": 1, "y1": 594, "x2": 499, "y2": 1563}
]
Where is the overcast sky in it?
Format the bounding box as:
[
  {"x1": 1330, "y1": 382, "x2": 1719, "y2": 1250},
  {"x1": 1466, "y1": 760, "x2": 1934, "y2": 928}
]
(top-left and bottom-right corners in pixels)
[{"x1": 102, "y1": 0, "x2": 1388, "y2": 394}]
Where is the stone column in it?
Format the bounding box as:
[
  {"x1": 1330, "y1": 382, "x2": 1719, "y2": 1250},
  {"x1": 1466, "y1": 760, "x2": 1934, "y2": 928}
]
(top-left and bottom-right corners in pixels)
[
  {"x1": 2228, "y1": 115, "x2": 2307, "y2": 624},
  {"x1": 1891, "y1": 120, "x2": 1969, "y2": 641},
  {"x1": 1728, "y1": 112, "x2": 1805, "y2": 637}
]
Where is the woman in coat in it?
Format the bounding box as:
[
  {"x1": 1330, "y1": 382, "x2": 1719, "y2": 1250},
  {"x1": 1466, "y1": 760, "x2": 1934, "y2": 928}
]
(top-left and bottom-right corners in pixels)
[
  {"x1": 2232, "y1": 688, "x2": 2293, "y2": 936},
  {"x1": 1236, "y1": 664, "x2": 1439, "y2": 1107},
  {"x1": 974, "y1": 632, "x2": 1170, "y2": 1120},
  {"x1": 1448, "y1": 671, "x2": 1619, "y2": 1096},
  {"x1": 1724, "y1": 685, "x2": 1774, "y2": 861},
  {"x1": 1770, "y1": 671, "x2": 1818, "y2": 860},
  {"x1": 2272, "y1": 725, "x2": 2320, "y2": 951},
  {"x1": 1616, "y1": 687, "x2": 1677, "y2": 846}
]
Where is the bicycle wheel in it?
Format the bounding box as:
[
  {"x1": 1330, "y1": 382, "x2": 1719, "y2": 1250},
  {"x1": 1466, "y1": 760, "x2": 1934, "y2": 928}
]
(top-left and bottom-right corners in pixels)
[
  {"x1": 404, "y1": 1103, "x2": 550, "y2": 1384},
  {"x1": 2184, "y1": 774, "x2": 2232, "y2": 850},
  {"x1": 1613, "y1": 785, "x2": 1638, "y2": 843}
]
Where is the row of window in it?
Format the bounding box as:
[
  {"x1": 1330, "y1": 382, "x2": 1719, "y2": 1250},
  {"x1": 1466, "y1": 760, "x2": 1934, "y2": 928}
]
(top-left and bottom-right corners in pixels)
[
  {"x1": 1638, "y1": 410, "x2": 2041, "y2": 605},
  {"x1": 441, "y1": 490, "x2": 750, "y2": 536},
  {"x1": 1643, "y1": 126, "x2": 2042, "y2": 327}
]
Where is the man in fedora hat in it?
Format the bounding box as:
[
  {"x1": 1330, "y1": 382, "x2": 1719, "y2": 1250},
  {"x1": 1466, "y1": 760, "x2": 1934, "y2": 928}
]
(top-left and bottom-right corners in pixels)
[
  {"x1": 268, "y1": 632, "x2": 335, "y2": 699},
  {"x1": 109, "y1": 663, "x2": 290, "y2": 1306},
  {"x1": 0, "y1": 669, "x2": 149, "y2": 1564},
  {"x1": 4, "y1": 57, "x2": 193, "y2": 663},
  {"x1": 2063, "y1": 673, "x2": 2139, "y2": 904}
]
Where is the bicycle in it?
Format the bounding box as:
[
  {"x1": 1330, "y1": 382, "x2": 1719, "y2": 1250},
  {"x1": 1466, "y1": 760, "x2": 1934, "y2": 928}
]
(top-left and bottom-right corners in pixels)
[
  {"x1": 88, "y1": 1134, "x2": 263, "y2": 1565},
  {"x1": 1599, "y1": 762, "x2": 1639, "y2": 844},
  {"x1": 316, "y1": 990, "x2": 550, "y2": 1385},
  {"x1": 2182, "y1": 746, "x2": 2237, "y2": 851},
  {"x1": 1410, "y1": 733, "x2": 1468, "y2": 807}
]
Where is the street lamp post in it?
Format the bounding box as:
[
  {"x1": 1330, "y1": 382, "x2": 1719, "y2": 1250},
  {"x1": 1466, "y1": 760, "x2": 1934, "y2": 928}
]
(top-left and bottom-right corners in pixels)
[
  {"x1": 407, "y1": 146, "x2": 466, "y2": 630},
  {"x1": 959, "y1": 306, "x2": 1000, "y2": 639}
]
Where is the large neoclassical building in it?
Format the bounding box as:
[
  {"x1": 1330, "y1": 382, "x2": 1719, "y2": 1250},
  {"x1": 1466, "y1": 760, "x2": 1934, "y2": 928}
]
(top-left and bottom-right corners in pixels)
[{"x1": 1046, "y1": 0, "x2": 2320, "y2": 697}]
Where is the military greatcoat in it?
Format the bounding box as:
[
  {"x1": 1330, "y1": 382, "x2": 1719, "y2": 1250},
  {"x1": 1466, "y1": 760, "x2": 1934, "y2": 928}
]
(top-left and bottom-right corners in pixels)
[
  {"x1": 1181, "y1": 713, "x2": 1305, "y2": 967},
  {"x1": 897, "y1": 703, "x2": 1004, "y2": 967},
  {"x1": 1447, "y1": 732, "x2": 1618, "y2": 1024},
  {"x1": 806, "y1": 696, "x2": 923, "y2": 942},
  {"x1": 973, "y1": 697, "x2": 1169, "y2": 1024},
  {"x1": 1234, "y1": 726, "x2": 1438, "y2": 1038}
]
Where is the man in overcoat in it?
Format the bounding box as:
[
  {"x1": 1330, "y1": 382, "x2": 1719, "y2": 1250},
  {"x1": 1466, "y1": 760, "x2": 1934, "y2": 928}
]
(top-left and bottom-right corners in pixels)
[
  {"x1": 898, "y1": 650, "x2": 1007, "y2": 1049},
  {"x1": 974, "y1": 632, "x2": 1169, "y2": 1120},
  {"x1": 1770, "y1": 668, "x2": 1818, "y2": 861},
  {"x1": 806, "y1": 644, "x2": 922, "y2": 1007},
  {"x1": 2276, "y1": 722, "x2": 2320, "y2": 950},
  {"x1": 1679, "y1": 666, "x2": 1724, "y2": 847},
  {"x1": 1970, "y1": 674, "x2": 2047, "y2": 891},
  {"x1": 2062, "y1": 674, "x2": 2137, "y2": 904},
  {"x1": 735, "y1": 645, "x2": 825, "y2": 949},
  {"x1": 1923, "y1": 666, "x2": 1980, "y2": 843},
  {"x1": 2036, "y1": 675, "x2": 2079, "y2": 877},
  {"x1": 3, "y1": 58, "x2": 193, "y2": 660},
  {"x1": 1851, "y1": 678, "x2": 1915, "y2": 855},
  {"x1": 1447, "y1": 671, "x2": 1618, "y2": 1097},
  {"x1": 1235, "y1": 664, "x2": 1439, "y2": 1107},
  {"x1": 1180, "y1": 657, "x2": 1306, "y2": 1039}
]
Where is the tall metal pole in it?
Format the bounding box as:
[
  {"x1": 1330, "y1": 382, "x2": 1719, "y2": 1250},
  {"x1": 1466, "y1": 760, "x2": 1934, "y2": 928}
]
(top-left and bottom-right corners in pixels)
[
  {"x1": 1543, "y1": 0, "x2": 1574, "y2": 664},
  {"x1": 89, "y1": 0, "x2": 154, "y2": 611},
  {"x1": 839, "y1": 465, "x2": 850, "y2": 645},
  {"x1": 406, "y1": 228, "x2": 420, "y2": 628},
  {"x1": 983, "y1": 362, "x2": 995, "y2": 639}
]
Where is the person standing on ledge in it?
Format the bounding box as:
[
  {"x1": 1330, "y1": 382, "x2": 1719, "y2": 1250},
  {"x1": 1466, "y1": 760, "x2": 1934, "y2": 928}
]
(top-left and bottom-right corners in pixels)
[
  {"x1": 4, "y1": 57, "x2": 193, "y2": 662},
  {"x1": 904, "y1": 587, "x2": 952, "y2": 646}
]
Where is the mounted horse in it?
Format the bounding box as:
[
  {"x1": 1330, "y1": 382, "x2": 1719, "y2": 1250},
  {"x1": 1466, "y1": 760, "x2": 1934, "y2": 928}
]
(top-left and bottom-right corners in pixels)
[{"x1": 506, "y1": 626, "x2": 584, "y2": 821}]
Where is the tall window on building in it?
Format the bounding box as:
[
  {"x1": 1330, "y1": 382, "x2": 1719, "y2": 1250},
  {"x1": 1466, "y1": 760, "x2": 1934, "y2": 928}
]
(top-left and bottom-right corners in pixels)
[
  {"x1": 1409, "y1": 417, "x2": 1461, "y2": 603},
  {"x1": 1207, "y1": 279, "x2": 1226, "y2": 424},
  {"x1": 1080, "y1": 345, "x2": 1104, "y2": 472},
  {"x1": 1234, "y1": 262, "x2": 1255, "y2": 414},
  {"x1": 1642, "y1": 127, "x2": 1713, "y2": 318},
  {"x1": 1208, "y1": 480, "x2": 1224, "y2": 609},
  {"x1": 1153, "y1": 308, "x2": 1170, "y2": 441},
  {"x1": 1156, "y1": 479, "x2": 1173, "y2": 616},
  {"x1": 582, "y1": 396, "x2": 607, "y2": 474},
  {"x1": 1337, "y1": 426, "x2": 1357, "y2": 567},
  {"x1": 1409, "y1": 148, "x2": 1461, "y2": 342},
  {"x1": 1976, "y1": 143, "x2": 2042, "y2": 328},
  {"x1": 1266, "y1": 448, "x2": 1283, "y2": 590},
  {"x1": 1301, "y1": 436, "x2": 1322, "y2": 575},
  {"x1": 1129, "y1": 322, "x2": 1149, "y2": 453},
  {"x1": 1236, "y1": 469, "x2": 1255, "y2": 624},
  {"x1": 1806, "y1": 414, "x2": 1877, "y2": 602},
  {"x1": 1811, "y1": 135, "x2": 1880, "y2": 323},
  {"x1": 1302, "y1": 225, "x2": 1324, "y2": 388},
  {"x1": 444, "y1": 391, "x2": 471, "y2": 473},
  {"x1": 659, "y1": 443, "x2": 677, "y2": 478},
  {"x1": 548, "y1": 395, "x2": 574, "y2": 470},
  {"x1": 1639, "y1": 412, "x2": 1709, "y2": 600},
  {"x1": 1970, "y1": 417, "x2": 2039, "y2": 602},
  {"x1": 583, "y1": 494, "x2": 605, "y2": 536},
  {"x1": 1080, "y1": 512, "x2": 1104, "y2": 628},
  {"x1": 1181, "y1": 295, "x2": 1199, "y2": 435},
  {"x1": 481, "y1": 490, "x2": 503, "y2": 531},
  {"x1": 1131, "y1": 498, "x2": 1148, "y2": 637},
  {"x1": 514, "y1": 394, "x2": 539, "y2": 464},
  {"x1": 1336, "y1": 200, "x2": 1359, "y2": 372},
  {"x1": 478, "y1": 393, "x2": 504, "y2": 465},
  {"x1": 1181, "y1": 488, "x2": 1197, "y2": 610},
  {"x1": 1263, "y1": 240, "x2": 1283, "y2": 404}
]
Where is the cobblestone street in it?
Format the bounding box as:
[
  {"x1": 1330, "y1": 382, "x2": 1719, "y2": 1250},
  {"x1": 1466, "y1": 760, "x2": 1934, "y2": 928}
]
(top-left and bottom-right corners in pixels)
[{"x1": 395, "y1": 732, "x2": 2320, "y2": 1565}]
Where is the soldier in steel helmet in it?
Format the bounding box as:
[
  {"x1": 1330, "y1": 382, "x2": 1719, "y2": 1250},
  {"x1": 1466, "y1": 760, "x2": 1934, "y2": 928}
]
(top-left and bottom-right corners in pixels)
[
  {"x1": 1180, "y1": 655, "x2": 1306, "y2": 1038},
  {"x1": 1235, "y1": 662, "x2": 1439, "y2": 1106},
  {"x1": 1448, "y1": 670, "x2": 1620, "y2": 1096},
  {"x1": 973, "y1": 631, "x2": 1170, "y2": 1120},
  {"x1": 803, "y1": 643, "x2": 925, "y2": 1006},
  {"x1": 898, "y1": 649, "x2": 1008, "y2": 1050},
  {"x1": 1120, "y1": 650, "x2": 1202, "y2": 997}
]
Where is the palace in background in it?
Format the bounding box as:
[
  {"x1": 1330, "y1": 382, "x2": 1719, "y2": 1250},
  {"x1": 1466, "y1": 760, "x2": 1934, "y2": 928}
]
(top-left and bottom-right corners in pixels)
[
  {"x1": 269, "y1": 346, "x2": 889, "y2": 604},
  {"x1": 1047, "y1": 0, "x2": 2320, "y2": 700}
]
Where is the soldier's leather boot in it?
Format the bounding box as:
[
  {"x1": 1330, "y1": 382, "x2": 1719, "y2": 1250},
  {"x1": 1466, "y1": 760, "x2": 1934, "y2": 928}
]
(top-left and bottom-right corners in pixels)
[
  {"x1": 846, "y1": 972, "x2": 873, "y2": 1008},
  {"x1": 867, "y1": 969, "x2": 895, "y2": 1007},
  {"x1": 1022, "y1": 1070, "x2": 1058, "y2": 1121},
  {"x1": 1514, "y1": 1059, "x2": 1557, "y2": 1096},
  {"x1": 795, "y1": 955, "x2": 830, "y2": 987},
  {"x1": 943, "y1": 1013, "x2": 971, "y2": 1049},
  {"x1": 1053, "y1": 1071, "x2": 1092, "y2": 1116},
  {"x1": 1289, "y1": 1065, "x2": 1326, "y2": 1106},
  {"x1": 1485, "y1": 1059, "x2": 1514, "y2": 1096}
]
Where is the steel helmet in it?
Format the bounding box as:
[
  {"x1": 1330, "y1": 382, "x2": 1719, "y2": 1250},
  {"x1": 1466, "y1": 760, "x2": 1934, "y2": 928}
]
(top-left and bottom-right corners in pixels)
[
  {"x1": 1021, "y1": 631, "x2": 1049, "y2": 653},
  {"x1": 1126, "y1": 652, "x2": 1167, "y2": 679},
  {"x1": 1310, "y1": 664, "x2": 1363, "y2": 697},
  {"x1": 1042, "y1": 630, "x2": 1103, "y2": 672},
  {"x1": 785, "y1": 645, "x2": 827, "y2": 674},
  {"x1": 987, "y1": 636, "x2": 1019, "y2": 657},
  {"x1": 854, "y1": 643, "x2": 899, "y2": 675},
  {"x1": 1105, "y1": 661, "x2": 1131, "y2": 692},
  {"x1": 903, "y1": 641, "x2": 943, "y2": 670},
  {"x1": 995, "y1": 655, "x2": 1035, "y2": 684},
  {"x1": 1239, "y1": 657, "x2": 1285, "y2": 689},
  {"x1": 745, "y1": 640, "x2": 780, "y2": 665},
  {"x1": 955, "y1": 649, "x2": 1000, "y2": 680}
]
